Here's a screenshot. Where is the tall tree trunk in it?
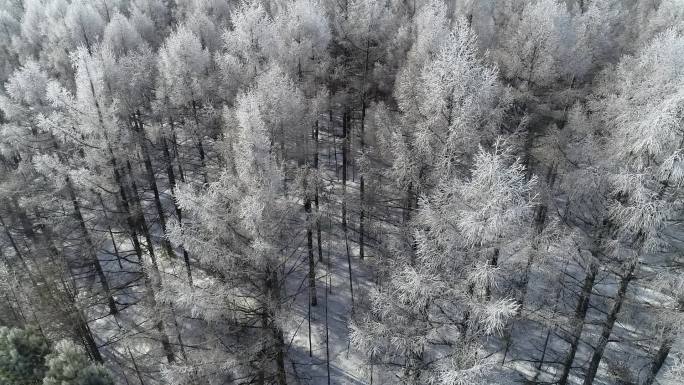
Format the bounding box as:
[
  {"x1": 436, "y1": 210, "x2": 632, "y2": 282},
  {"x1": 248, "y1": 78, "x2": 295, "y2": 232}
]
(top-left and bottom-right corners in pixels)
[
  {"x1": 358, "y1": 35, "x2": 370, "y2": 261},
  {"x1": 305, "y1": 182, "x2": 317, "y2": 307},
  {"x1": 342, "y1": 111, "x2": 355, "y2": 309},
  {"x1": 404, "y1": 182, "x2": 413, "y2": 224},
  {"x1": 342, "y1": 111, "x2": 348, "y2": 232},
  {"x1": 96, "y1": 192, "x2": 123, "y2": 269},
  {"x1": 162, "y1": 133, "x2": 193, "y2": 285},
  {"x1": 643, "y1": 334, "x2": 673, "y2": 385},
  {"x1": 107, "y1": 146, "x2": 146, "y2": 268},
  {"x1": 325, "y1": 261, "x2": 331, "y2": 385},
  {"x1": 485, "y1": 248, "x2": 499, "y2": 300},
  {"x1": 558, "y1": 258, "x2": 598, "y2": 385},
  {"x1": 84, "y1": 59, "x2": 148, "y2": 277},
  {"x1": 314, "y1": 121, "x2": 323, "y2": 263},
  {"x1": 106, "y1": 147, "x2": 175, "y2": 364},
  {"x1": 46, "y1": 131, "x2": 119, "y2": 315},
  {"x1": 125, "y1": 160, "x2": 177, "y2": 364},
  {"x1": 66, "y1": 178, "x2": 118, "y2": 316},
  {"x1": 26, "y1": 205, "x2": 104, "y2": 363},
  {"x1": 191, "y1": 100, "x2": 209, "y2": 185},
  {"x1": 80, "y1": 64, "x2": 175, "y2": 362},
  {"x1": 519, "y1": 164, "x2": 554, "y2": 308},
  {"x1": 582, "y1": 263, "x2": 636, "y2": 385},
  {"x1": 127, "y1": 346, "x2": 146, "y2": 385},
  {"x1": 170, "y1": 124, "x2": 187, "y2": 184},
  {"x1": 74, "y1": 309, "x2": 103, "y2": 362},
  {"x1": 264, "y1": 268, "x2": 287, "y2": 385},
  {"x1": 0, "y1": 249, "x2": 26, "y2": 325},
  {"x1": 526, "y1": 45, "x2": 539, "y2": 87},
  {"x1": 134, "y1": 113, "x2": 194, "y2": 285},
  {"x1": 535, "y1": 328, "x2": 552, "y2": 377},
  {"x1": 459, "y1": 281, "x2": 478, "y2": 342},
  {"x1": 274, "y1": 327, "x2": 287, "y2": 385},
  {"x1": 534, "y1": 259, "x2": 570, "y2": 381},
  {"x1": 0, "y1": 212, "x2": 35, "y2": 281},
  {"x1": 133, "y1": 113, "x2": 176, "y2": 261}
]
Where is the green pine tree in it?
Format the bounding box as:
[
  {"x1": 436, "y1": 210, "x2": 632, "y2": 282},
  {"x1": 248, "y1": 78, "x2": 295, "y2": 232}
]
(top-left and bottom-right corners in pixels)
[{"x1": 0, "y1": 326, "x2": 50, "y2": 385}]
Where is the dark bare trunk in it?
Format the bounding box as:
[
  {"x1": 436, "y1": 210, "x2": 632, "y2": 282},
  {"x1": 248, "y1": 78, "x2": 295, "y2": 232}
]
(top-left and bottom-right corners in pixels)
[
  {"x1": 643, "y1": 335, "x2": 673, "y2": 385},
  {"x1": 134, "y1": 113, "x2": 195, "y2": 285},
  {"x1": 66, "y1": 178, "x2": 118, "y2": 316},
  {"x1": 359, "y1": 37, "x2": 370, "y2": 261},
  {"x1": 314, "y1": 122, "x2": 323, "y2": 263},
  {"x1": 342, "y1": 111, "x2": 348, "y2": 231},
  {"x1": 404, "y1": 182, "x2": 414, "y2": 224},
  {"x1": 582, "y1": 263, "x2": 636, "y2": 385},
  {"x1": 305, "y1": 193, "x2": 317, "y2": 307},
  {"x1": 75, "y1": 310, "x2": 103, "y2": 362},
  {"x1": 96, "y1": 192, "x2": 123, "y2": 269},
  {"x1": 162, "y1": 134, "x2": 193, "y2": 285},
  {"x1": 191, "y1": 100, "x2": 209, "y2": 185},
  {"x1": 133, "y1": 113, "x2": 176, "y2": 261},
  {"x1": 558, "y1": 259, "x2": 598, "y2": 385},
  {"x1": 117, "y1": 157, "x2": 175, "y2": 364},
  {"x1": 264, "y1": 268, "x2": 287, "y2": 385},
  {"x1": 485, "y1": 248, "x2": 499, "y2": 300},
  {"x1": 325, "y1": 258, "x2": 331, "y2": 385}
]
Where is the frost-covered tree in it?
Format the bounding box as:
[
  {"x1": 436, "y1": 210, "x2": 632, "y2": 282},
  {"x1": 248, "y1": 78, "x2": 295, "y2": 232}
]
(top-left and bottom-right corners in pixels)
[
  {"x1": 643, "y1": 0, "x2": 684, "y2": 40},
  {"x1": 3, "y1": 57, "x2": 122, "y2": 317},
  {"x1": 0, "y1": 2, "x2": 21, "y2": 82},
  {"x1": 217, "y1": 0, "x2": 275, "y2": 100},
  {"x1": 165, "y1": 67, "x2": 304, "y2": 385},
  {"x1": 102, "y1": 13, "x2": 146, "y2": 55},
  {"x1": 330, "y1": 0, "x2": 407, "y2": 261},
  {"x1": 334, "y1": 0, "x2": 404, "y2": 97},
  {"x1": 157, "y1": 24, "x2": 213, "y2": 185},
  {"x1": 65, "y1": 0, "x2": 105, "y2": 54},
  {"x1": 529, "y1": 102, "x2": 613, "y2": 385},
  {"x1": 43, "y1": 340, "x2": 114, "y2": 385},
  {"x1": 17, "y1": 0, "x2": 46, "y2": 60},
  {"x1": 42, "y1": 340, "x2": 113, "y2": 385},
  {"x1": 0, "y1": 57, "x2": 125, "y2": 364},
  {"x1": 494, "y1": 0, "x2": 580, "y2": 87},
  {"x1": 352, "y1": 141, "x2": 534, "y2": 383},
  {"x1": 128, "y1": 0, "x2": 171, "y2": 47},
  {"x1": 43, "y1": 46, "x2": 178, "y2": 364},
  {"x1": 580, "y1": 28, "x2": 684, "y2": 385},
  {"x1": 641, "y1": 271, "x2": 684, "y2": 385},
  {"x1": 158, "y1": 26, "x2": 212, "y2": 108},
  {"x1": 185, "y1": 7, "x2": 222, "y2": 52},
  {"x1": 271, "y1": 0, "x2": 331, "y2": 85},
  {"x1": 0, "y1": 2, "x2": 683, "y2": 385},
  {"x1": 391, "y1": 16, "x2": 507, "y2": 213}
]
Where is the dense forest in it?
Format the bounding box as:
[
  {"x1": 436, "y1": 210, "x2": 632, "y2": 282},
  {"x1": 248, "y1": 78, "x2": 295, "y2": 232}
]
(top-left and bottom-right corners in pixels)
[{"x1": 0, "y1": 0, "x2": 683, "y2": 384}]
